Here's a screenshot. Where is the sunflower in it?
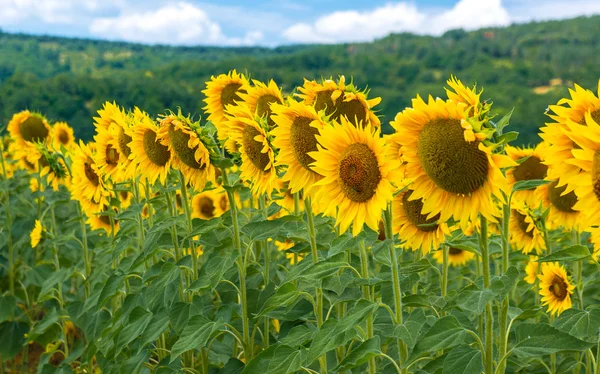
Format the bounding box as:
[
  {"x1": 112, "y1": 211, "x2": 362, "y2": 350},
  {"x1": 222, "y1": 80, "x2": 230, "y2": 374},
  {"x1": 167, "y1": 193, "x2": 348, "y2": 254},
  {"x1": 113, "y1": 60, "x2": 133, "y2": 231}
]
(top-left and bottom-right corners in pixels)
[
  {"x1": 106, "y1": 108, "x2": 139, "y2": 181},
  {"x1": 7, "y1": 111, "x2": 52, "y2": 146},
  {"x1": 505, "y1": 143, "x2": 549, "y2": 207},
  {"x1": 535, "y1": 180, "x2": 584, "y2": 230},
  {"x1": 271, "y1": 99, "x2": 329, "y2": 194},
  {"x1": 94, "y1": 101, "x2": 126, "y2": 132},
  {"x1": 539, "y1": 80, "x2": 600, "y2": 193},
  {"x1": 275, "y1": 239, "x2": 303, "y2": 265},
  {"x1": 432, "y1": 247, "x2": 475, "y2": 267},
  {"x1": 70, "y1": 141, "x2": 107, "y2": 203},
  {"x1": 589, "y1": 227, "x2": 600, "y2": 260},
  {"x1": 51, "y1": 122, "x2": 75, "y2": 151},
  {"x1": 117, "y1": 190, "x2": 133, "y2": 210},
  {"x1": 30, "y1": 220, "x2": 43, "y2": 248},
  {"x1": 392, "y1": 189, "x2": 450, "y2": 254},
  {"x1": 202, "y1": 70, "x2": 250, "y2": 149},
  {"x1": 157, "y1": 113, "x2": 215, "y2": 191},
  {"x1": 128, "y1": 113, "x2": 171, "y2": 185},
  {"x1": 39, "y1": 152, "x2": 70, "y2": 191},
  {"x1": 224, "y1": 105, "x2": 277, "y2": 196},
  {"x1": 509, "y1": 203, "x2": 546, "y2": 255},
  {"x1": 94, "y1": 127, "x2": 122, "y2": 180},
  {"x1": 524, "y1": 256, "x2": 539, "y2": 284},
  {"x1": 274, "y1": 179, "x2": 304, "y2": 215},
  {"x1": 238, "y1": 79, "x2": 284, "y2": 129},
  {"x1": 192, "y1": 190, "x2": 219, "y2": 220},
  {"x1": 29, "y1": 178, "x2": 43, "y2": 193},
  {"x1": 390, "y1": 95, "x2": 513, "y2": 227},
  {"x1": 297, "y1": 76, "x2": 381, "y2": 128},
  {"x1": 309, "y1": 117, "x2": 397, "y2": 236},
  {"x1": 86, "y1": 206, "x2": 119, "y2": 234},
  {"x1": 538, "y1": 262, "x2": 575, "y2": 316},
  {"x1": 445, "y1": 75, "x2": 482, "y2": 117}
]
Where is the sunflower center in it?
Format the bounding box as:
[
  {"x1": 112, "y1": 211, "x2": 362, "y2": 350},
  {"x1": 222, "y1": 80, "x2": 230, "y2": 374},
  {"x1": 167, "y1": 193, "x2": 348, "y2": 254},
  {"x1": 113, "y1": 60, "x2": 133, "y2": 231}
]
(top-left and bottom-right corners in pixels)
[
  {"x1": 242, "y1": 125, "x2": 271, "y2": 171},
  {"x1": 117, "y1": 127, "x2": 133, "y2": 158},
  {"x1": 290, "y1": 116, "x2": 320, "y2": 171},
  {"x1": 592, "y1": 150, "x2": 600, "y2": 203},
  {"x1": 105, "y1": 144, "x2": 119, "y2": 165},
  {"x1": 219, "y1": 194, "x2": 228, "y2": 211},
  {"x1": 418, "y1": 118, "x2": 489, "y2": 195},
  {"x1": 314, "y1": 90, "x2": 341, "y2": 116},
  {"x1": 401, "y1": 190, "x2": 440, "y2": 232},
  {"x1": 256, "y1": 94, "x2": 281, "y2": 128},
  {"x1": 58, "y1": 129, "x2": 70, "y2": 145},
  {"x1": 84, "y1": 157, "x2": 100, "y2": 186},
  {"x1": 143, "y1": 129, "x2": 170, "y2": 166},
  {"x1": 119, "y1": 191, "x2": 129, "y2": 200},
  {"x1": 512, "y1": 209, "x2": 533, "y2": 238},
  {"x1": 332, "y1": 99, "x2": 367, "y2": 126},
  {"x1": 550, "y1": 276, "x2": 568, "y2": 301},
  {"x1": 220, "y1": 83, "x2": 244, "y2": 108},
  {"x1": 19, "y1": 116, "x2": 49, "y2": 143},
  {"x1": 548, "y1": 181, "x2": 577, "y2": 213},
  {"x1": 513, "y1": 155, "x2": 547, "y2": 181},
  {"x1": 197, "y1": 196, "x2": 215, "y2": 218},
  {"x1": 448, "y1": 247, "x2": 463, "y2": 255},
  {"x1": 338, "y1": 143, "x2": 381, "y2": 202},
  {"x1": 579, "y1": 110, "x2": 600, "y2": 126},
  {"x1": 168, "y1": 125, "x2": 204, "y2": 170}
]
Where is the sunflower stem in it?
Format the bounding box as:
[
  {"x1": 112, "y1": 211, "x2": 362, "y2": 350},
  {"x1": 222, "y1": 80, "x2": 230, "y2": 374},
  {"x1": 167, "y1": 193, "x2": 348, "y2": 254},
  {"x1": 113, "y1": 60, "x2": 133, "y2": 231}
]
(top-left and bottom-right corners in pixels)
[
  {"x1": 384, "y1": 204, "x2": 408, "y2": 373},
  {"x1": 304, "y1": 197, "x2": 327, "y2": 373},
  {"x1": 258, "y1": 195, "x2": 270, "y2": 348},
  {"x1": 76, "y1": 204, "x2": 91, "y2": 298},
  {"x1": 359, "y1": 239, "x2": 376, "y2": 374},
  {"x1": 573, "y1": 230, "x2": 584, "y2": 310},
  {"x1": 178, "y1": 170, "x2": 198, "y2": 294},
  {"x1": 0, "y1": 147, "x2": 15, "y2": 296},
  {"x1": 50, "y1": 205, "x2": 69, "y2": 358},
  {"x1": 441, "y1": 245, "x2": 449, "y2": 298},
  {"x1": 221, "y1": 167, "x2": 251, "y2": 360},
  {"x1": 293, "y1": 192, "x2": 301, "y2": 216},
  {"x1": 497, "y1": 203, "x2": 511, "y2": 374},
  {"x1": 479, "y1": 215, "x2": 493, "y2": 374}
]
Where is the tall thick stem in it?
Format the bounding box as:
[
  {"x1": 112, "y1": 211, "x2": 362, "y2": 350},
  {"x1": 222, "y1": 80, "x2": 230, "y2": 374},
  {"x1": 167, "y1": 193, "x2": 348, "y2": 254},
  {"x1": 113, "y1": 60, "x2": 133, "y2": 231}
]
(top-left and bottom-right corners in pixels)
[
  {"x1": 258, "y1": 196, "x2": 270, "y2": 348},
  {"x1": 0, "y1": 149, "x2": 14, "y2": 296},
  {"x1": 359, "y1": 240, "x2": 376, "y2": 374},
  {"x1": 497, "y1": 203, "x2": 511, "y2": 374},
  {"x1": 441, "y1": 245, "x2": 449, "y2": 298},
  {"x1": 304, "y1": 197, "x2": 327, "y2": 373},
  {"x1": 479, "y1": 216, "x2": 493, "y2": 374},
  {"x1": 384, "y1": 204, "x2": 408, "y2": 373}
]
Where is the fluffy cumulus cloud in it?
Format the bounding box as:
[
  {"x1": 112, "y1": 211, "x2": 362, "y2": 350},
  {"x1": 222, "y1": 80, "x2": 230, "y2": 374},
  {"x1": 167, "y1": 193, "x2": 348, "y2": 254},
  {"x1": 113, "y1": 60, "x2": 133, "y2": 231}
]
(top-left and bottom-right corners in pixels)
[
  {"x1": 89, "y1": 2, "x2": 263, "y2": 46},
  {"x1": 284, "y1": 0, "x2": 511, "y2": 43},
  {"x1": 0, "y1": 0, "x2": 102, "y2": 24}
]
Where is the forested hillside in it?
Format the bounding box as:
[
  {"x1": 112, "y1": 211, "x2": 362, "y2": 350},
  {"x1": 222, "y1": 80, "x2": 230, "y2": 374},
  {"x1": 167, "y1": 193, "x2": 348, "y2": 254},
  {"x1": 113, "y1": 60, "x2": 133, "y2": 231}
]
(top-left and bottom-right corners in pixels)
[{"x1": 1, "y1": 15, "x2": 599, "y2": 144}]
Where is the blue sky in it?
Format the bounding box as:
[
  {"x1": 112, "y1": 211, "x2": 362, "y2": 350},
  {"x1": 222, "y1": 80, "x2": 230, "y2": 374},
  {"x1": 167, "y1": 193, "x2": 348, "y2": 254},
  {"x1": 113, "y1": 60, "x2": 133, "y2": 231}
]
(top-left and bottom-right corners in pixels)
[{"x1": 1, "y1": 0, "x2": 599, "y2": 46}]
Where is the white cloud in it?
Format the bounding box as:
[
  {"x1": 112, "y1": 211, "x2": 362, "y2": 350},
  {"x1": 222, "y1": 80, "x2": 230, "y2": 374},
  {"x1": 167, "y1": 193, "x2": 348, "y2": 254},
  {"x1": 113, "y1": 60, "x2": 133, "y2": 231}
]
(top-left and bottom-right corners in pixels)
[
  {"x1": 89, "y1": 2, "x2": 263, "y2": 46},
  {"x1": 283, "y1": 0, "x2": 511, "y2": 43},
  {"x1": 505, "y1": 0, "x2": 600, "y2": 22},
  {"x1": 0, "y1": 0, "x2": 104, "y2": 24}
]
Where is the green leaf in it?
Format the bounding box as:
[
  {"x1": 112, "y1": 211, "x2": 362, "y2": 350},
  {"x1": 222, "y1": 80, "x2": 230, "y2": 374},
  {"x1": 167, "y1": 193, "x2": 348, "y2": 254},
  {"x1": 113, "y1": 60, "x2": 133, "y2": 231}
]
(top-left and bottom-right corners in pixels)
[
  {"x1": 242, "y1": 219, "x2": 284, "y2": 241},
  {"x1": 454, "y1": 284, "x2": 495, "y2": 314},
  {"x1": 188, "y1": 254, "x2": 235, "y2": 292},
  {"x1": 393, "y1": 309, "x2": 427, "y2": 349},
  {"x1": 491, "y1": 266, "x2": 519, "y2": 301},
  {"x1": 402, "y1": 258, "x2": 434, "y2": 275},
  {"x1": 308, "y1": 299, "x2": 378, "y2": 364},
  {"x1": 170, "y1": 315, "x2": 224, "y2": 361},
  {"x1": 495, "y1": 108, "x2": 514, "y2": 134},
  {"x1": 256, "y1": 282, "x2": 300, "y2": 318},
  {"x1": 170, "y1": 302, "x2": 201, "y2": 335},
  {"x1": 0, "y1": 295, "x2": 17, "y2": 322},
  {"x1": 279, "y1": 325, "x2": 314, "y2": 348},
  {"x1": 28, "y1": 309, "x2": 61, "y2": 341},
  {"x1": 38, "y1": 268, "x2": 71, "y2": 301},
  {"x1": 287, "y1": 253, "x2": 349, "y2": 284},
  {"x1": 97, "y1": 273, "x2": 125, "y2": 309},
  {"x1": 115, "y1": 306, "x2": 153, "y2": 356},
  {"x1": 0, "y1": 321, "x2": 28, "y2": 359},
  {"x1": 514, "y1": 323, "x2": 594, "y2": 357},
  {"x1": 442, "y1": 345, "x2": 483, "y2": 374},
  {"x1": 140, "y1": 307, "x2": 170, "y2": 349},
  {"x1": 512, "y1": 179, "x2": 550, "y2": 193},
  {"x1": 242, "y1": 344, "x2": 305, "y2": 374},
  {"x1": 538, "y1": 245, "x2": 591, "y2": 263},
  {"x1": 552, "y1": 309, "x2": 600, "y2": 341},
  {"x1": 333, "y1": 336, "x2": 381, "y2": 372},
  {"x1": 411, "y1": 316, "x2": 466, "y2": 359},
  {"x1": 145, "y1": 262, "x2": 180, "y2": 309}
]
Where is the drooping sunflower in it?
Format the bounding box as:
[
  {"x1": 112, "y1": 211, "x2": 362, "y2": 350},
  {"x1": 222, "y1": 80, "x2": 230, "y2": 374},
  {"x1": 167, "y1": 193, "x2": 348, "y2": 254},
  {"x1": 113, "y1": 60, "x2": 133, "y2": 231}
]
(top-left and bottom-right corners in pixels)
[
  {"x1": 39, "y1": 151, "x2": 70, "y2": 191},
  {"x1": 94, "y1": 125, "x2": 122, "y2": 180},
  {"x1": 30, "y1": 220, "x2": 44, "y2": 248},
  {"x1": 432, "y1": 247, "x2": 475, "y2": 267},
  {"x1": 309, "y1": 117, "x2": 397, "y2": 236},
  {"x1": 7, "y1": 111, "x2": 52, "y2": 146},
  {"x1": 238, "y1": 79, "x2": 284, "y2": 129},
  {"x1": 509, "y1": 204, "x2": 546, "y2": 255},
  {"x1": 51, "y1": 122, "x2": 75, "y2": 151},
  {"x1": 297, "y1": 76, "x2": 381, "y2": 128},
  {"x1": 445, "y1": 75, "x2": 483, "y2": 117},
  {"x1": 535, "y1": 179, "x2": 584, "y2": 230},
  {"x1": 224, "y1": 105, "x2": 277, "y2": 196},
  {"x1": 157, "y1": 113, "x2": 215, "y2": 191},
  {"x1": 505, "y1": 143, "x2": 549, "y2": 207},
  {"x1": 538, "y1": 262, "x2": 575, "y2": 316},
  {"x1": 191, "y1": 190, "x2": 219, "y2": 220},
  {"x1": 128, "y1": 113, "x2": 172, "y2": 185},
  {"x1": 390, "y1": 95, "x2": 513, "y2": 227},
  {"x1": 70, "y1": 141, "x2": 107, "y2": 203},
  {"x1": 271, "y1": 99, "x2": 329, "y2": 194},
  {"x1": 392, "y1": 189, "x2": 450, "y2": 255},
  {"x1": 524, "y1": 256, "x2": 539, "y2": 284},
  {"x1": 539, "y1": 80, "x2": 600, "y2": 193},
  {"x1": 202, "y1": 70, "x2": 250, "y2": 127}
]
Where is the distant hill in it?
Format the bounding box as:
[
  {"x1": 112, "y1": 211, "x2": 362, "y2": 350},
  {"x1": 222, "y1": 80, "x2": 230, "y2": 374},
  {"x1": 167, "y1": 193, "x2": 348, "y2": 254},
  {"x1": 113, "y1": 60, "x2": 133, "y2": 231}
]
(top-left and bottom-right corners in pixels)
[{"x1": 1, "y1": 15, "x2": 599, "y2": 144}]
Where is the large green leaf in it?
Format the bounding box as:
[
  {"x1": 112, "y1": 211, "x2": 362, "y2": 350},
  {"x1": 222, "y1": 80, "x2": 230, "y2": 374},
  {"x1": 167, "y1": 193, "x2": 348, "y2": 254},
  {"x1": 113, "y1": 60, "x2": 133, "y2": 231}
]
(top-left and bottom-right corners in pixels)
[
  {"x1": 454, "y1": 284, "x2": 495, "y2": 314},
  {"x1": 491, "y1": 266, "x2": 519, "y2": 301},
  {"x1": 170, "y1": 315, "x2": 225, "y2": 361},
  {"x1": 442, "y1": 345, "x2": 483, "y2": 374},
  {"x1": 188, "y1": 254, "x2": 235, "y2": 292},
  {"x1": 286, "y1": 253, "x2": 349, "y2": 284},
  {"x1": 538, "y1": 245, "x2": 591, "y2": 263},
  {"x1": 38, "y1": 268, "x2": 72, "y2": 301},
  {"x1": 0, "y1": 321, "x2": 28, "y2": 359},
  {"x1": 552, "y1": 309, "x2": 600, "y2": 341},
  {"x1": 115, "y1": 306, "x2": 153, "y2": 356},
  {"x1": 333, "y1": 336, "x2": 381, "y2": 372},
  {"x1": 514, "y1": 323, "x2": 594, "y2": 357},
  {"x1": 0, "y1": 294, "x2": 16, "y2": 322},
  {"x1": 512, "y1": 179, "x2": 549, "y2": 192},
  {"x1": 256, "y1": 282, "x2": 300, "y2": 318},
  {"x1": 411, "y1": 316, "x2": 466, "y2": 359},
  {"x1": 145, "y1": 262, "x2": 181, "y2": 309},
  {"x1": 242, "y1": 344, "x2": 305, "y2": 374},
  {"x1": 140, "y1": 307, "x2": 170, "y2": 349}
]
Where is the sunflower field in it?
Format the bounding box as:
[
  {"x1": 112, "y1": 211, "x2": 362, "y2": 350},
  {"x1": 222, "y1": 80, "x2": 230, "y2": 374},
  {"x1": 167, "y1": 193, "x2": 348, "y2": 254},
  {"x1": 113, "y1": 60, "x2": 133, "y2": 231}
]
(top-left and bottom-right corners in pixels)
[{"x1": 2, "y1": 72, "x2": 600, "y2": 374}]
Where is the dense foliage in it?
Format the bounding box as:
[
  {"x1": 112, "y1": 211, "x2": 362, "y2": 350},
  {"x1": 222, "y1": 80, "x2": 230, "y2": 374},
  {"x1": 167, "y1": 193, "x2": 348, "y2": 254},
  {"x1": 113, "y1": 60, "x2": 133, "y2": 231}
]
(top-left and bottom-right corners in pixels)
[{"x1": 1, "y1": 16, "x2": 600, "y2": 143}]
